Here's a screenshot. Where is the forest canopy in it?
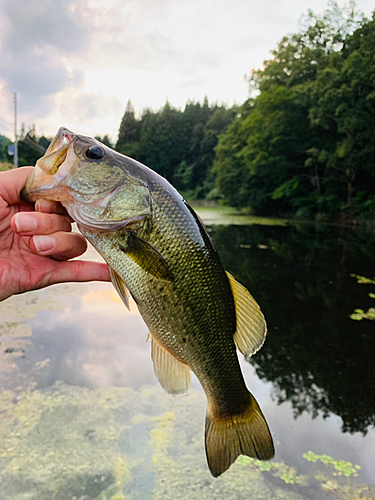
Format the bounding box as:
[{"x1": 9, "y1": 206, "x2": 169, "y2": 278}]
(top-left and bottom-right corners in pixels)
[
  {"x1": 214, "y1": 1, "x2": 375, "y2": 221},
  {"x1": 115, "y1": 98, "x2": 235, "y2": 200}
]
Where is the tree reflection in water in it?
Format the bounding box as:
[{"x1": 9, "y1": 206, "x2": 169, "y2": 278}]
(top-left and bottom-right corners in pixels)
[{"x1": 210, "y1": 223, "x2": 375, "y2": 434}]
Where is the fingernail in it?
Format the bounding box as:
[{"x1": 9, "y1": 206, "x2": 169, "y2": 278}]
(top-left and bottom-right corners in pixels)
[
  {"x1": 33, "y1": 235, "x2": 55, "y2": 253},
  {"x1": 14, "y1": 213, "x2": 37, "y2": 232},
  {"x1": 35, "y1": 200, "x2": 52, "y2": 212}
]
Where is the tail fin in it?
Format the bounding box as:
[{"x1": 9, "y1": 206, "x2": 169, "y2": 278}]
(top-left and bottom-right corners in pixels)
[{"x1": 205, "y1": 394, "x2": 274, "y2": 477}]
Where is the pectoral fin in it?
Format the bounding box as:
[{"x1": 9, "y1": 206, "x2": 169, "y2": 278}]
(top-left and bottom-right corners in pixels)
[
  {"x1": 109, "y1": 267, "x2": 130, "y2": 310},
  {"x1": 120, "y1": 233, "x2": 173, "y2": 281},
  {"x1": 150, "y1": 333, "x2": 190, "y2": 396},
  {"x1": 226, "y1": 272, "x2": 267, "y2": 357}
]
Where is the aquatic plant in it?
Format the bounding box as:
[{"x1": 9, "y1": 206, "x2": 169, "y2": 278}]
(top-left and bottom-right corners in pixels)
[
  {"x1": 303, "y1": 451, "x2": 361, "y2": 477},
  {"x1": 350, "y1": 274, "x2": 375, "y2": 321}
]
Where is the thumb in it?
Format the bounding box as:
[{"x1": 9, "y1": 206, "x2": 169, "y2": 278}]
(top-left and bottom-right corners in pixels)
[{"x1": 0, "y1": 167, "x2": 35, "y2": 206}]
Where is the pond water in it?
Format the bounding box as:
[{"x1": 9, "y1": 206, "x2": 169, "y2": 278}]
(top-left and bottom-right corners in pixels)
[{"x1": 0, "y1": 211, "x2": 374, "y2": 500}]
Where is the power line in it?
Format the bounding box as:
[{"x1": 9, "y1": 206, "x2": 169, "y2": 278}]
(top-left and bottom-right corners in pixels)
[
  {"x1": 0, "y1": 114, "x2": 12, "y2": 124},
  {"x1": 0, "y1": 117, "x2": 12, "y2": 128},
  {"x1": 0, "y1": 127, "x2": 13, "y2": 137},
  {"x1": 0, "y1": 86, "x2": 14, "y2": 100},
  {"x1": 0, "y1": 131, "x2": 12, "y2": 141},
  {"x1": 0, "y1": 118, "x2": 13, "y2": 137},
  {"x1": 23, "y1": 134, "x2": 46, "y2": 155}
]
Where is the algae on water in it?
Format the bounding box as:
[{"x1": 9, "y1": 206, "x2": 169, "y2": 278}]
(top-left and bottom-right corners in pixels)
[{"x1": 0, "y1": 382, "x2": 374, "y2": 500}]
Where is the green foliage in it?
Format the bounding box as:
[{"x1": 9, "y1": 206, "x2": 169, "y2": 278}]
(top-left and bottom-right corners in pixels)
[
  {"x1": 115, "y1": 100, "x2": 141, "y2": 156},
  {"x1": 249, "y1": 0, "x2": 366, "y2": 93},
  {"x1": 0, "y1": 134, "x2": 11, "y2": 162},
  {"x1": 95, "y1": 134, "x2": 113, "y2": 147},
  {"x1": 350, "y1": 274, "x2": 375, "y2": 320},
  {"x1": 115, "y1": 98, "x2": 235, "y2": 197},
  {"x1": 351, "y1": 308, "x2": 375, "y2": 320},
  {"x1": 351, "y1": 274, "x2": 375, "y2": 285},
  {"x1": 137, "y1": 102, "x2": 188, "y2": 182},
  {"x1": 236, "y1": 455, "x2": 254, "y2": 465},
  {"x1": 179, "y1": 105, "x2": 236, "y2": 198},
  {"x1": 213, "y1": 2, "x2": 375, "y2": 221},
  {"x1": 236, "y1": 455, "x2": 304, "y2": 485},
  {"x1": 0, "y1": 162, "x2": 13, "y2": 171},
  {"x1": 236, "y1": 450, "x2": 367, "y2": 490},
  {"x1": 255, "y1": 460, "x2": 273, "y2": 472},
  {"x1": 4, "y1": 128, "x2": 51, "y2": 167},
  {"x1": 212, "y1": 101, "x2": 254, "y2": 209},
  {"x1": 280, "y1": 472, "x2": 295, "y2": 484},
  {"x1": 214, "y1": 87, "x2": 316, "y2": 215}
]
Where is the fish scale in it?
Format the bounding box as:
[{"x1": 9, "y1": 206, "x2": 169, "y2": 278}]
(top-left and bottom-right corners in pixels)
[
  {"x1": 22, "y1": 126, "x2": 274, "y2": 477},
  {"x1": 84, "y1": 186, "x2": 238, "y2": 378}
]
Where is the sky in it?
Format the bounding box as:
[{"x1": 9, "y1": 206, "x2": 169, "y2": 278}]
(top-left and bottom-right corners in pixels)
[{"x1": 0, "y1": 0, "x2": 373, "y2": 143}]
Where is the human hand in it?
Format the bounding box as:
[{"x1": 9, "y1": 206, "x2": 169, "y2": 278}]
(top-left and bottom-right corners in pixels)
[{"x1": 0, "y1": 166, "x2": 110, "y2": 302}]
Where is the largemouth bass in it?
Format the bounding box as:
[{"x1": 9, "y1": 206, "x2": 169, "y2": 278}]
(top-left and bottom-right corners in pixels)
[{"x1": 22, "y1": 127, "x2": 274, "y2": 476}]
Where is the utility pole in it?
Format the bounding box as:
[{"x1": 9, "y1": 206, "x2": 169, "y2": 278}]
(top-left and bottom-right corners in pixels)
[{"x1": 14, "y1": 92, "x2": 18, "y2": 168}]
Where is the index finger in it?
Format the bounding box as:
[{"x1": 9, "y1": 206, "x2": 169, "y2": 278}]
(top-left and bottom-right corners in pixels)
[
  {"x1": 35, "y1": 199, "x2": 72, "y2": 219},
  {"x1": 0, "y1": 167, "x2": 35, "y2": 206}
]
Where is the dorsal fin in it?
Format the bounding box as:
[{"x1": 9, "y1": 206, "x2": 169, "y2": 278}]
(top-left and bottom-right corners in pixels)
[
  {"x1": 226, "y1": 272, "x2": 267, "y2": 357},
  {"x1": 150, "y1": 332, "x2": 190, "y2": 396},
  {"x1": 109, "y1": 267, "x2": 130, "y2": 310}
]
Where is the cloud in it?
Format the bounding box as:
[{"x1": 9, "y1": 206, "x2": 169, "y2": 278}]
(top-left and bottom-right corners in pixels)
[
  {"x1": 90, "y1": 36, "x2": 221, "y2": 74},
  {"x1": 0, "y1": 0, "x2": 372, "y2": 138},
  {"x1": 174, "y1": 79, "x2": 206, "y2": 90},
  {"x1": 1, "y1": 52, "x2": 83, "y2": 99},
  {"x1": 0, "y1": 0, "x2": 91, "y2": 101},
  {"x1": 1, "y1": 0, "x2": 90, "y2": 56},
  {"x1": 63, "y1": 93, "x2": 122, "y2": 122}
]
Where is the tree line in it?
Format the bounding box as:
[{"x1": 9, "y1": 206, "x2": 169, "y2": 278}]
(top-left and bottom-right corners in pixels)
[
  {"x1": 115, "y1": 98, "x2": 235, "y2": 199},
  {"x1": 2, "y1": 2, "x2": 375, "y2": 222},
  {"x1": 1, "y1": 127, "x2": 51, "y2": 168},
  {"x1": 214, "y1": 1, "x2": 375, "y2": 221}
]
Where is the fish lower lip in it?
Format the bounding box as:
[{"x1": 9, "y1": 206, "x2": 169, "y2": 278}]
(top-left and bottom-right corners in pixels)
[
  {"x1": 21, "y1": 168, "x2": 72, "y2": 203},
  {"x1": 20, "y1": 186, "x2": 33, "y2": 203},
  {"x1": 23, "y1": 186, "x2": 70, "y2": 203}
]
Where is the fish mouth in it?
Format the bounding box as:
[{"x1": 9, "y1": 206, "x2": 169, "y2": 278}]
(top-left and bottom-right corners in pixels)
[
  {"x1": 21, "y1": 126, "x2": 149, "y2": 232},
  {"x1": 21, "y1": 127, "x2": 76, "y2": 203},
  {"x1": 44, "y1": 127, "x2": 75, "y2": 158}
]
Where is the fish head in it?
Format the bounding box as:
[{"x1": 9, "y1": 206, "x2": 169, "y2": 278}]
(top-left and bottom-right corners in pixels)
[{"x1": 22, "y1": 127, "x2": 151, "y2": 231}]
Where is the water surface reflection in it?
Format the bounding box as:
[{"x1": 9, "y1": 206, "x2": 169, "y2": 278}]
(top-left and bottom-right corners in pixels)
[
  {"x1": 211, "y1": 223, "x2": 375, "y2": 434},
  {"x1": 0, "y1": 218, "x2": 374, "y2": 499}
]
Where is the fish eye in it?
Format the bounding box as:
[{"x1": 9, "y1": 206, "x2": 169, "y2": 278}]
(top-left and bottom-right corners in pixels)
[{"x1": 85, "y1": 145, "x2": 104, "y2": 160}]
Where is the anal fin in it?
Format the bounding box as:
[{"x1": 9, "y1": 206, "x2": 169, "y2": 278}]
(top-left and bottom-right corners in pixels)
[
  {"x1": 150, "y1": 333, "x2": 190, "y2": 396},
  {"x1": 226, "y1": 272, "x2": 267, "y2": 357},
  {"x1": 109, "y1": 267, "x2": 130, "y2": 310}
]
